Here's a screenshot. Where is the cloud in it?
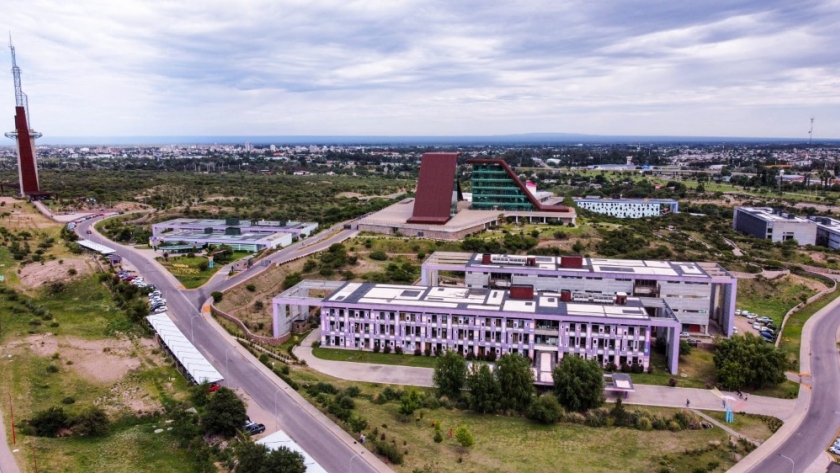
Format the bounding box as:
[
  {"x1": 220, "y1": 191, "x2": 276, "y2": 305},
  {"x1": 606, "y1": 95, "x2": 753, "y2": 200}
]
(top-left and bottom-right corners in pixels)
[{"x1": 0, "y1": 0, "x2": 838, "y2": 139}]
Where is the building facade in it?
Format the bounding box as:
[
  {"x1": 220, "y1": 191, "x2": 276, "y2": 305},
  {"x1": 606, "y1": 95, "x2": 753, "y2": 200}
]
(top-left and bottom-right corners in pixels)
[
  {"x1": 574, "y1": 197, "x2": 678, "y2": 218},
  {"x1": 273, "y1": 281, "x2": 683, "y2": 378},
  {"x1": 420, "y1": 252, "x2": 737, "y2": 336},
  {"x1": 732, "y1": 207, "x2": 817, "y2": 245},
  {"x1": 467, "y1": 159, "x2": 572, "y2": 214}
]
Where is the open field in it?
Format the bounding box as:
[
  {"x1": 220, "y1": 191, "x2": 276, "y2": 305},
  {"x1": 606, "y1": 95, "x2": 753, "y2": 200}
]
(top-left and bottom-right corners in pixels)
[
  {"x1": 312, "y1": 346, "x2": 440, "y2": 368},
  {"x1": 157, "y1": 252, "x2": 249, "y2": 289},
  {"x1": 700, "y1": 411, "x2": 777, "y2": 443},
  {"x1": 735, "y1": 275, "x2": 821, "y2": 326},
  {"x1": 778, "y1": 288, "x2": 840, "y2": 367}
]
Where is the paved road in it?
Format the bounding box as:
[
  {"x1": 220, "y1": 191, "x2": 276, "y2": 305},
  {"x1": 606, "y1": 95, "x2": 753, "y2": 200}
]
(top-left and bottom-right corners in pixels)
[
  {"x1": 0, "y1": 408, "x2": 21, "y2": 473},
  {"x1": 746, "y1": 301, "x2": 840, "y2": 473},
  {"x1": 76, "y1": 218, "x2": 382, "y2": 473}
]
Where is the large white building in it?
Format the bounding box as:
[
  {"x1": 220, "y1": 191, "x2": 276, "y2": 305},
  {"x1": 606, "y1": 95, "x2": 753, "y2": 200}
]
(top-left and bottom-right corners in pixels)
[
  {"x1": 574, "y1": 197, "x2": 679, "y2": 219},
  {"x1": 733, "y1": 207, "x2": 818, "y2": 245},
  {"x1": 420, "y1": 252, "x2": 737, "y2": 336}
]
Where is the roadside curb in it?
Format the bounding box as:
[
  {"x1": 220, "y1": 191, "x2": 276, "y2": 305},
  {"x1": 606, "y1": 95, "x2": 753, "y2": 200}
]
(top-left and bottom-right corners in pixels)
[
  {"x1": 203, "y1": 301, "x2": 394, "y2": 473},
  {"x1": 728, "y1": 285, "x2": 840, "y2": 473}
]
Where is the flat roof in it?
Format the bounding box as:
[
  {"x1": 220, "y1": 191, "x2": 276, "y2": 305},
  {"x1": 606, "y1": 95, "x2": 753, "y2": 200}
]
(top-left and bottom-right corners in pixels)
[
  {"x1": 156, "y1": 229, "x2": 288, "y2": 243},
  {"x1": 76, "y1": 239, "x2": 116, "y2": 255},
  {"x1": 574, "y1": 197, "x2": 678, "y2": 204},
  {"x1": 146, "y1": 313, "x2": 223, "y2": 384},
  {"x1": 736, "y1": 207, "x2": 813, "y2": 223},
  {"x1": 156, "y1": 218, "x2": 316, "y2": 231},
  {"x1": 458, "y1": 253, "x2": 721, "y2": 279},
  {"x1": 325, "y1": 282, "x2": 668, "y2": 321}
]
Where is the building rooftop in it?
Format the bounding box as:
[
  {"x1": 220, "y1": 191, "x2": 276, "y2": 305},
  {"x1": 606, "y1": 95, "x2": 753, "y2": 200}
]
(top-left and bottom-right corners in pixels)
[
  {"x1": 736, "y1": 207, "x2": 813, "y2": 223},
  {"x1": 442, "y1": 252, "x2": 728, "y2": 279},
  {"x1": 157, "y1": 228, "x2": 289, "y2": 243},
  {"x1": 158, "y1": 218, "x2": 316, "y2": 231},
  {"x1": 574, "y1": 197, "x2": 678, "y2": 204},
  {"x1": 324, "y1": 282, "x2": 674, "y2": 321}
]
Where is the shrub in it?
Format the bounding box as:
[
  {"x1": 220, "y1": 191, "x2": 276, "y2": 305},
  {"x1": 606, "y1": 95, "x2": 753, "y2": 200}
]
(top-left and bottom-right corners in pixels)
[
  {"x1": 668, "y1": 378, "x2": 677, "y2": 387},
  {"x1": 344, "y1": 386, "x2": 361, "y2": 398},
  {"x1": 61, "y1": 397, "x2": 76, "y2": 405},
  {"x1": 211, "y1": 291, "x2": 224, "y2": 303},
  {"x1": 414, "y1": 348, "x2": 422, "y2": 356},
  {"x1": 246, "y1": 284, "x2": 256, "y2": 292},
  {"x1": 527, "y1": 395, "x2": 563, "y2": 424},
  {"x1": 67, "y1": 268, "x2": 77, "y2": 276},
  {"x1": 433, "y1": 429, "x2": 443, "y2": 443},
  {"x1": 667, "y1": 420, "x2": 682, "y2": 431},
  {"x1": 395, "y1": 346, "x2": 403, "y2": 355},
  {"x1": 348, "y1": 415, "x2": 368, "y2": 433},
  {"x1": 369, "y1": 251, "x2": 388, "y2": 261},
  {"x1": 373, "y1": 344, "x2": 381, "y2": 353},
  {"x1": 74, "y1": 406, "x2": 109, "y2": 436},
  {"x1": 45, "y1": 364, "x2": 59, "y2": 374},
  {"x1": 375, "y1": 440, "x2": 404, "y2": 464},
  {"x1": 635, "y1": 416, "x2": 653, "y2": 431},
  {"x1": 29, "y1": 406, "x2": 69, "y2": 437},
  {"x1": 338, "y1": 395, "x2": 355, "y2": 410},
  {"x1": 383, "y1": 345, "x2": 392, "y2": 354}
]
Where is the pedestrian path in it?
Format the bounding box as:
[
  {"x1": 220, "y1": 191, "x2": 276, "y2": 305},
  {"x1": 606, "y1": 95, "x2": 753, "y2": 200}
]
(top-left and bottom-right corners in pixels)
[
  {"x1": 0, "y1": 409, "x2": 21, "y2": 473},
  {"x1": 294, "y1": 332, "x2": 797, "y2": 420}
]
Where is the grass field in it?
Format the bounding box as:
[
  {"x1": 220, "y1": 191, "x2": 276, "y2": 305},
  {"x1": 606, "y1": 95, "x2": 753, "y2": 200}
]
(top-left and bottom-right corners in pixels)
[
  {"x1": 700, "y1": 410, "x2": 776, "y2": 442},
  {"x1": 735, "y1": 276, "x2": 819, "y2": 325},
  {"x1": 157, "y1": 252, "x2": 248, "y2": 289},
  {"x1": 312, "y1": 346, "x2": 440, "y2": 368},
  {"x1": 779, "y1": 288, "x2": 840, "y2": 368},
  {"x1": 282, "y1": 364, "x2": 748, "y2": 473}
]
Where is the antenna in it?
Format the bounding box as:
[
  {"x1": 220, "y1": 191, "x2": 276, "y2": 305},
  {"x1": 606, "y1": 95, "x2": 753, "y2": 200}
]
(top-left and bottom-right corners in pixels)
[{"x1": 808, "y1": 117, "x2": 814, "y2": 146}]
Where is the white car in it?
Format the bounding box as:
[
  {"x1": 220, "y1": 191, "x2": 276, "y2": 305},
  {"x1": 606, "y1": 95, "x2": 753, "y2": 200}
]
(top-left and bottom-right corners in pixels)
[
  {"x1": 679, "y1": 331, "x2": 690, "y2": 338},
  {"x1": 153, "y1": 307, "x2": 167, "y2": 314},
  {"x1": 735, "y1": 310, "x2": 742, "y2": 316},
  {"x1": 746, "y1": 313, "x2": 757, "y2": 320},
  {"x1": 733, "y1": 327, "x2": 739, "y2": 334},
  {"x1": 752, "y1": 322, "x2": 761, "y2": 330},
  {"x1": 830, "y1": 446, "x2": 840, "y2": 455}
]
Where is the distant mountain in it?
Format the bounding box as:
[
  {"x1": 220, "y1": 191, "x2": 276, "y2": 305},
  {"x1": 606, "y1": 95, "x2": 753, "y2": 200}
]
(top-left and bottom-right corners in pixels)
[{"x1": 36, "y1": 133, "x2": 839, "y2": 146}]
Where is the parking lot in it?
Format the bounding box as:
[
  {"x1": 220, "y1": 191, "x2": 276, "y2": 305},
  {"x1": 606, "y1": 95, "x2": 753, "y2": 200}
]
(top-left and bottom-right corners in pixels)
[{"x1": 733, "y1": 310, "x2": 778, "y2": 342}]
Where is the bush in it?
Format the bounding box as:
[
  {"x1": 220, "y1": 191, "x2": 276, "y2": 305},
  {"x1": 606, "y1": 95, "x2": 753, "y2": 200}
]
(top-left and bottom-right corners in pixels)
[
  {"x1": 29, "y1": 406, "x2": 69, "y2": 437},
  {"x1": 45, "y1": 364, "x2": 59, "y2": 374},
  {"x1": 373, "y1": 344, "x2": 380, "y2": 353},
  {"x1": 246, "y1": 284, "x2": 256, "y2": 292},
  {"x1": 383, "y1": 345, "x2": 392, "y2": 354},
  {"x1": 395, "y1": 346, "x2": 403, "y2": 355},
  {"x1": 527, "y1": 395, "x2": 563, "y2": 424},
  {"x1": 344, "y1": 386, "x2": 361, "y2": 398},
  {"x1": 369, "y1": 251, "x2": 388, "y2": 261},
  {"x1": 67, "y1": 268, "x2": 77, "y2": 276},
  {"x1": 211, "y1": 291, "x2": 224, "y2": 303},
  {"x1": 348, "y1": 415, "x2": 368, "y2": 433},
  {"x1": 61, "y1": 397, "x2": 76, "y2": 405},
  {"x1": 74, "y1": 406, "x2": 109, "y2": 436},
  {"x1": 635, "y1": 416, "x2": 653, "y2": 431},
  {"x1": 375, "y1": 440, "x2": 404, "y2": 464}
]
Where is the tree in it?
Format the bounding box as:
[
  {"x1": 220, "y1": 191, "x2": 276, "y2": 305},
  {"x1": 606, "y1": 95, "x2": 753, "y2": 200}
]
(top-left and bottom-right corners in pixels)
[
  {"x1": 552, "y1": 355, "x2": 605, "y2": 412},
  {"x1": 202, "y1": 387, "x2": 247, "y2": 437},
  {"x1": 454, "y1": 425, "x2": 474, "y2": 449},
  {"x1": 73, "y1": 406, "x2": 109, "y2": 436},
  {"x1": 527, "y1": 394, "x2": 562, "y2": 424},
  {"x1": 234, "y1": 441, "x2": 306, "y2": 473},
  {"x1": 495, "y1": 353, "x2": 534, "y2": 412},
  {"x1": 211, "y1": 291, "x2": 224, "y2": 303},
  {"x1": 29, "y1": 406, "x2": 69, "y2": 437},
  {"x1": 713, "y1": 334, "x2": 787, "y2": 390},
  {"x1": 433, "y1": 350, "x2": 466, "y2": 399},
  {"x1": 466, "y1": 364, "x2": 500, "y2": 414},
  {"x1": 398, "y1": 389, "x2": 423, "y2": 416}
]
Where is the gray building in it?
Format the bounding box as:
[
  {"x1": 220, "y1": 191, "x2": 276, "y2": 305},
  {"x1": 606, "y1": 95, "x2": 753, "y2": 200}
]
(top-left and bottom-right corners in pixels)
[{"x1": 733, "y1": 207, "x2": 817, "y2": 245}]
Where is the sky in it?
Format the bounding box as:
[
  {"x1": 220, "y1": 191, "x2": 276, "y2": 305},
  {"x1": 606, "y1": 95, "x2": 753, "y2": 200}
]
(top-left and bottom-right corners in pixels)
[{"x1": 0, "y1": 0, "x2": 838, "y2": 140}]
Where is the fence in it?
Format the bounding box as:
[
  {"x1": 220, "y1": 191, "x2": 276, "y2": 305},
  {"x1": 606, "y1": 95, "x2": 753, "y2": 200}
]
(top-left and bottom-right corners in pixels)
[{"x1": 210, "y1": 303, "x2": 289, "y2": 346}]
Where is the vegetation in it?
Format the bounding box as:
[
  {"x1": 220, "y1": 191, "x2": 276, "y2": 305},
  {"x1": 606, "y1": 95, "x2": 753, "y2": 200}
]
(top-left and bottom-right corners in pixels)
[
  {"x1": 201, "y1": 386, "x2": 248, "y2": 437},
  {"x1": 714, "y1": 334, "x2": 788, "y2": 390},
  {"x1": 432, "y1": 351, "x2": 467, "y2": 399},
  {"x1": 234, "y1": 441, "x2": 306, "y2": 473},
  {"x1": 552, "y1": 355, "x2": 605, "y2": 412}
]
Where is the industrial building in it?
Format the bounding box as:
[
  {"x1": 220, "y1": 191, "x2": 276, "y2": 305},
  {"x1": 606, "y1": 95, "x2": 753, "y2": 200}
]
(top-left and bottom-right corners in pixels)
[
  {"x1": 356, "y1": 153, "x2": 576, "y2": 240},
  {"x1": 420, "y1": 252, "x2": 737, "y2": 336},
  {"x1": 732, "y1": 207, "x2": 818, "y2": 245},
  {"x1": 574, "y1": 197, "x2": 679, "y2": 218},
  {"x1": 152, "y1": 218, "x2": 318, "y2": 239},
  {"x1": 149, "y1": 217, "x2": 317, "y2": 252},
  {"x1": 273, "y1": 281, "x2": 683, "y2": 377},
  {"x1": 813, "y1": 216, "x2": 840, "y2": 249}
]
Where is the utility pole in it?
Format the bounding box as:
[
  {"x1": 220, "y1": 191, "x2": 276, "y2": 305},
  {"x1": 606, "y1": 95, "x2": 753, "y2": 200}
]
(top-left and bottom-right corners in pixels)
[{"x1": 8, "y1": 392, "x2": 15, "y2": 444}]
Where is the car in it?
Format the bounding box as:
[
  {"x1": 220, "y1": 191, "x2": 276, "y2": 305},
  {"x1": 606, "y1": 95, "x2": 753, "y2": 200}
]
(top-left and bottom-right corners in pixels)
[
  {"x1": 766, "y1": 323, "x2": 778, "y2": 330},
  {"x1": 760, "y1": 331, "x2": 775, "y2": 340},
  {"x1": 752, "y1": 323, "x2": 762, "y2": 330},
  {"x1": 687, "y1": 339, "x2": 699, "y2": 347},
  {"x1": 208, "y1": 382, "x2": 220, "y2": 393},
  {"x1": 735, "y1": 310, "x2": 742, "y2": 316},
  {"x1": 746, "y1": 313, "x2": 757, "y2": 320},
  {"x1": 149, "y1": 291, "x2": 162, "y2": 297},
  {"x1": 760, "y1": 327, "x2": 775, "y2": 336},
  {"x1": 153, "y1": 307, "x2": 167, "y2": 314},
  {"x1": 86, "y1": 229, "x2": 92, "y2": 234},
  {"x1": 124, "y1": 275, "x2": 137, "y2": 281},
  {"x1": 244, "y1": 423, "x2": 266, "y2": 435},
  {"x1": 831, "y1": 446, "x2": 840, "y2": 455},
  {"x1": 756, "y1": 317, "x2": 772, "y2": 324},
  {"x1": 732, "y1": 327, "x2": 738, "y2": 334},
  {"x1": 679, "y1": 331, "x2": 690, "y2": 338},
  {"x1": 151, "y1": 303, "x2": 166, "y2": 311}
]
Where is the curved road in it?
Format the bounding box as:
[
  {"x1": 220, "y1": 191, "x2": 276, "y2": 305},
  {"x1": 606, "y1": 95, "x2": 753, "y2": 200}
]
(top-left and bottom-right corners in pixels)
[
  {"x1": 76, "y1": 218, "x2": 380, "y2": 473},
  {"x1": 749, "y1": 302, "x2": 840, "y2": 473}
]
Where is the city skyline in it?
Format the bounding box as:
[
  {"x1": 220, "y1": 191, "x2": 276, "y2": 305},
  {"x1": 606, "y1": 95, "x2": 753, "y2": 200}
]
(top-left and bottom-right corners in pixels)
[{"x1": 2, "y1": 1, "x2": 839, "y2": 139}]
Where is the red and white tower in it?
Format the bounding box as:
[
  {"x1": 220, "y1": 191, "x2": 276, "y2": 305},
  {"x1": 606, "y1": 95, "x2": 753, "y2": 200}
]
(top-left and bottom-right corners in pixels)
[{"x1": 4, "y1": 36, "x2": 44, "y2": 198}]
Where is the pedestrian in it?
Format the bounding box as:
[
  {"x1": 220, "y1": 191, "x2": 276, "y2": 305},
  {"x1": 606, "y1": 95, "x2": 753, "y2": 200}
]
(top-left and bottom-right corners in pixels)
[
  {"x1": 449, "y1": 428, "x2": 453, "y2": 438},
  {"x1": 360, "y1": 433, "x2": 365, "y2": 444},
  {"x1": 686, "y1": 399, "x2": 690, "y2": 408},
  {"x1": 745, "y1": 394, "x2": 748, "y2": 401},
  {"x1": 722, "y1": 399, "x2": 726, "y2": 408}
]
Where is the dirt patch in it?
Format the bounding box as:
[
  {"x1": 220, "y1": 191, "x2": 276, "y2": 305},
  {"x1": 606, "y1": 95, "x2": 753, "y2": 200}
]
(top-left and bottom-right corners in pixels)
[
  {"x1": 18, "y1": 257, "x2": 96, "y2": 288},
  {"x1": 790, "y1": 273, "x2": 828, "y2": 292},
  {"x1": 337, "y1": 192, "x2": 363, "y2": 198},
  {"x1": 13, "y1": 334, "x2": 153, "y2": 384}
]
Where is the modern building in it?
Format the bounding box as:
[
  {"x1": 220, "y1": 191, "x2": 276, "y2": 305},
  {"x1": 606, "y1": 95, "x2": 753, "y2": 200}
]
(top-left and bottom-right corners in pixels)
[
  {"x1": 355, "y1": 154, "x2": 576, "y2": 240},
  {"x1": 150, "y1": 228, "x2": 292, "y2": 252},
  {"x1": 152, "y1": 218, "x2": 318, "y2": 239},
  {"x1": 574, "y1": 197, "x2": 679, "y2": 219},
  {"x1": 420, "y1": 252, "x2": 737, "y2": 336},
  {"x1": 4, "y1": 39, "x2": 46, "y2": 198},
  {"x1": 811, "y1": 216, "x2": 840, "y2": 249},
  {"x1": 732, "y1": 207, "x2": 817, "y2": 245},
  {"x1": 273, "y1": 281, "x2": 683, "y2": 378}
]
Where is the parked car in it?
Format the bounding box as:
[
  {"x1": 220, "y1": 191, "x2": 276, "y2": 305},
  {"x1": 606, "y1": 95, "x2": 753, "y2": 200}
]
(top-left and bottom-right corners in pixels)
[
  {"x1": 208, "y1": 382, "x2": 220, "y2": 393},
  {"x1": 756, "y1": 317, "x2": 772, "y2": 324},
  {"x1": 766, "y1": 323, "x2": 778, "y2": 330},
  {"x1": 746, "y1": 313, "x2": 757, "y2": 320},
  {"x1": 153, "y1": 307, "x2": 167, "y2": 314},
  {"x1": 831, "y1": 446, "x2": 840, "y2": 455},
  {"x1": 679, "y1": 331, "x2": 690, "y2": 338},
  {"x1": 735, "y1": 310, "x2": 742, "y2": 316},
  {"x1": 760, "y1": 327, "x2": 775, "y2": 336},
  {"x1": 760, "y1": 331, "x2": 775, "y2": 341},
  {"x1": 687, "y1": 339, "x2": 699, "y2": 347},
  {"x1": 752, "y1": 323, "x2": 761, "y2": 330},
  {"x1": 244, "y1": 423, "x2": 266, "y2": 435}
]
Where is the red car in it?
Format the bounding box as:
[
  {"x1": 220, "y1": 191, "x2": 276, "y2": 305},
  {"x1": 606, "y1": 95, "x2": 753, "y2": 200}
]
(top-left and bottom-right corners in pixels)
[{"x1": 208, "y1": 382, "x2": 220, "y2": 392}]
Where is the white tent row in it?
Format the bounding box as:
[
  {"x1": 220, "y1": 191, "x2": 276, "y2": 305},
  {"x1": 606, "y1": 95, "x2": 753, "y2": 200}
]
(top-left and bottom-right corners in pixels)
[
  {"x1": 256, "y1": 430, "x2": 328, "y2": 473},
  {"x1": 76, "y1": 239, "x2": 116, "y2": 255},
  {"x1": 146, "y1": 313, "x2": 224, "y2": 384}
]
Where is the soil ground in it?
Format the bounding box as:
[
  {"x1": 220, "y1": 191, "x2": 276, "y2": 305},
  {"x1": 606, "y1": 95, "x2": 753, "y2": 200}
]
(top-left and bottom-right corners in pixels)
[{"x1": 18, "y1": 257, "x2": 97, "y2": 289}]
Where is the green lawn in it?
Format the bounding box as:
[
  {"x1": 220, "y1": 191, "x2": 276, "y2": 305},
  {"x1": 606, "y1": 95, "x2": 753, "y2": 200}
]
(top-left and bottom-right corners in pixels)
[
  {"x1": 736, "y1": 277, "x2": 818, "y2": 326},
  {"x1": 283, "y1": 364, "x2": 748, "y2": 473},
  {"x1": 700, "y1": 410, "x2": 777, "y2": 442},
  {"x1": 779, "y1": 288, "x2": 840, "y2": 369},
  {"x1": 158, "y1": 252, "x2": 249, "y2": 289},
  {"x1": 312, "y1": 346, "x2": 440, "y2": 368}
]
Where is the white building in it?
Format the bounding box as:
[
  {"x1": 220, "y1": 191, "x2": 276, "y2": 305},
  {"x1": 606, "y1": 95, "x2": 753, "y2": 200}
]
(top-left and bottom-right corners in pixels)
[
  {"x1": 733, "y1": 207, "x2": 817, "y2": 245},
  {"x1": 574, "y1": 197, "x2": 679, "y2": 219}
]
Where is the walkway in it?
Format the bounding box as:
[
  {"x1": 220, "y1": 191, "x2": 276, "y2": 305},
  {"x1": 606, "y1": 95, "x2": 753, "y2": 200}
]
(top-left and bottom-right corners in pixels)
[
  {"x1": 0, "y1": 408, "x2": 21, "y2": 473},
  {"x1": 294, "y1": 333, "x2": 797, "y2": 420}
]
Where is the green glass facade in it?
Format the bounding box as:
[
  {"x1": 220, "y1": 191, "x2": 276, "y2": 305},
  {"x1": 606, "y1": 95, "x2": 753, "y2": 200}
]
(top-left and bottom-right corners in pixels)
[{"x1": 470, "y1": 162, "x2": 537, "y2": 211}]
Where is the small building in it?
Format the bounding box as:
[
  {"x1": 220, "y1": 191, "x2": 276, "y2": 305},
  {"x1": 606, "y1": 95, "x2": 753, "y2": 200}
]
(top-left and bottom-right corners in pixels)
[
  {"x1": 732, "y1": 207, "x2": 817, "y2": 245},
  {"x1": 574, "y1": 197, "x2": 679, "y2": 219},
  {"x1": 107, "y1": 254, "x2": 123, "y2": 266}
]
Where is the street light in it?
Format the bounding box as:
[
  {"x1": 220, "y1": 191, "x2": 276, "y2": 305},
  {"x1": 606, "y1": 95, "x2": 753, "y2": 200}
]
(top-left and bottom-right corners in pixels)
[
  {"x1": 274, "y1": 387, "x2": 284, "y2": 431},
  {"x1": 778, "y1": 453, "x2": 794, "y2": 473}
]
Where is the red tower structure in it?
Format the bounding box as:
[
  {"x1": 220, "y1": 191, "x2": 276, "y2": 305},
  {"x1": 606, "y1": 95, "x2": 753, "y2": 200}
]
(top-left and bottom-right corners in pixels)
[{"x1": 4, "y1": 37, "x2": 45, "y2": 198}]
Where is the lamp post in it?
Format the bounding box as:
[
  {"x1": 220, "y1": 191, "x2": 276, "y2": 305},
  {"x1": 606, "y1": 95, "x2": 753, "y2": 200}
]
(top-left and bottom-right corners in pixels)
[
  {"x1": 778, "y1": 453, "x2": 794, "y2": 473},
  {"x1": 274, "y1": 387, "x2": 284, "y2": 431}
]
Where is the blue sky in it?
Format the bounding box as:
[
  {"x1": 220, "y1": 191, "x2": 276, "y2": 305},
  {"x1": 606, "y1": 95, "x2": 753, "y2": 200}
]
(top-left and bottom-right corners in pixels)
[{"x1": 1, "y1": 0, "x2": 838, "y2": 139}]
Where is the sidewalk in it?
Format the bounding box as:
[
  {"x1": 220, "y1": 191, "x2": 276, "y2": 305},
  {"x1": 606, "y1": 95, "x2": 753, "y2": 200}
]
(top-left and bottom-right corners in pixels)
[
  {"x1": 0, "y1": 408, "x2": 21, "y2": 473},
  {"x1": 203, "y1": 304, "x2": 393, "y2": 473},
  {"x1": 294, "y1": 332, "x2": 797, "y2": 419}
]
